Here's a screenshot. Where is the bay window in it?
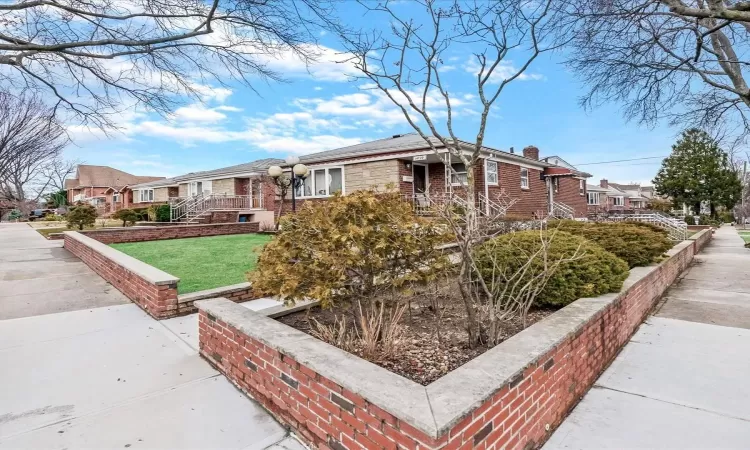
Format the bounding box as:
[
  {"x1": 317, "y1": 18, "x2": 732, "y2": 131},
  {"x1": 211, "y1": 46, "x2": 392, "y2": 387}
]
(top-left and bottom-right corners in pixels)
[
  {"x1": 137, "y1": 189, "x2": 154, "y2": 203},
  {"x1": 296, "y1": 167, "x2": 344, "y2": 197}
]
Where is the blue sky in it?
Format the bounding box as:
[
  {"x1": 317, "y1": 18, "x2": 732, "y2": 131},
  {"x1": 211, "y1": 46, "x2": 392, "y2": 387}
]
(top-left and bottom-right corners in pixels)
[{"x1": 64, "y1": 3, "x2": 680, "y2": 186}]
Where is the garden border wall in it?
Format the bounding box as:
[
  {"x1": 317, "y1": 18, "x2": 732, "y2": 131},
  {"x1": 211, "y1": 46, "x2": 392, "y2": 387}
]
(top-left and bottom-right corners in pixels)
[
  {"x1": 63, "y1": 226, "x2": 262, "y2": 319},
  {"x1": 196, "y1": 235, "x2": 708, "y2": 450},
  {"x1": 79, "y1": 221, "x2": 260, "y2": 244},
  {"x1": 63, "y1": 231, "x2": 180, "y2": 318}
]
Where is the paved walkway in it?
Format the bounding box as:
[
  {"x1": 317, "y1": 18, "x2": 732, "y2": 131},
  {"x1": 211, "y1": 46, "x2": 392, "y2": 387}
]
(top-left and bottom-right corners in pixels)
[
  {"x1": 545, "y1": 226, "x2": 750, "y2": 449},
  {"x1": 0, "y1": 223, "x2": 303, "y2": 449}
]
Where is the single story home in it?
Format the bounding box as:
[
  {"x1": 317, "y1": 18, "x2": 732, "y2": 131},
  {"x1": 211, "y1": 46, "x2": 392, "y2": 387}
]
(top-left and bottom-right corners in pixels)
[
  {"x1": 65, "y1": 165, "x2": 165, "y2": 214},
  {"x1": 130, "y1": 134, "x2": 592, "y2": 225},
  {"x1": 586, "y1": 180, "x2": 654, "y2": 215}
]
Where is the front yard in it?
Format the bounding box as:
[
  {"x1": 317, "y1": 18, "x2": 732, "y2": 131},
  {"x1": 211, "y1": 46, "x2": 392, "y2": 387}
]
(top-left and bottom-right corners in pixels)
[
  {"x1": 738, "y1": 230, "x2": 750, "y2": 244},
  {"x1": 111, "y1": 234, "x2": 272, "y2": 294}
]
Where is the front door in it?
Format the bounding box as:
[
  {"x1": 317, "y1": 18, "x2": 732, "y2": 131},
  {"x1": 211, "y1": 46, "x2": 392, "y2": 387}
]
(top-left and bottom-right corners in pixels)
[{"x1": 413, "y1": 164, "x2": 427, "y2": 194}]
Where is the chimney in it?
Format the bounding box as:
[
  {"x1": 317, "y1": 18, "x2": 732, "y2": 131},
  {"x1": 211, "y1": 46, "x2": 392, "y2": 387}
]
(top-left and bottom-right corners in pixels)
[
  {"x1": 522, "y1": 145, "x2": 539, "y2": 160},
  {"x1": 600, "y1": 179, "x2": 608, "y2": 188},
  {"x1": 509, "y1": 146, "x2": 515, "y2": 154}
]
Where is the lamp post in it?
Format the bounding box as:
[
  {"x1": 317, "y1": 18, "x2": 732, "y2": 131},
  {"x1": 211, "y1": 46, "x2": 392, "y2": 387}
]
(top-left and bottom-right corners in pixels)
[{"x1": 267, "y1": 156, "x2": 308, "y2": 212}]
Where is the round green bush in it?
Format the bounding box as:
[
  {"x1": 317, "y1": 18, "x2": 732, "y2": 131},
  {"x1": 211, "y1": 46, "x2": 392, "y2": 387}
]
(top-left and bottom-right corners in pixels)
[
  {"x1": 548, "y1": 220, "x2": 673, "y2": 268},
  {"x1": 684, "y1": 215, "x2": 696, "y2": 225},
  {"x1": 473, "y1": 230, "x2": 630, "y2": 307}
]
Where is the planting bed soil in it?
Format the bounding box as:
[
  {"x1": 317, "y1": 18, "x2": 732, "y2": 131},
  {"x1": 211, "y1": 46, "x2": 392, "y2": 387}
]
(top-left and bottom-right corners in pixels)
[{"x1": 277, "y1": 281, "x2": 556, "y2": 385}]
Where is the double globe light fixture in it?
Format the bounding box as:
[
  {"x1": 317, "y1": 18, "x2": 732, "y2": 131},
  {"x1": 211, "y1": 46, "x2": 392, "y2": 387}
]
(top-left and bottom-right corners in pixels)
[{"x1": 267, "y1": 156, "x2": 309, "y2": 212}]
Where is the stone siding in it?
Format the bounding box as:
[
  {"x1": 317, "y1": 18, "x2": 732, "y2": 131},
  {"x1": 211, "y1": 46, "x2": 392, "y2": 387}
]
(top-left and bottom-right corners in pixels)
[
  {"x1": 344, "y1": 160, "x2": 400, "y2": 193},
  {"x1": 153, "y1": 187, "x2": 169, "y2": 202},
  {"x1": 213, "y1": 178, "x2": 236, "y2": 195}
]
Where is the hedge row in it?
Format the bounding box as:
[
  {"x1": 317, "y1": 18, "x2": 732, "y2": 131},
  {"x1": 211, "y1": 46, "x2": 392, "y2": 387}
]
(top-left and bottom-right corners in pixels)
[{"x1": 547, "y1": 220, "x2": 673, "y2": 268}]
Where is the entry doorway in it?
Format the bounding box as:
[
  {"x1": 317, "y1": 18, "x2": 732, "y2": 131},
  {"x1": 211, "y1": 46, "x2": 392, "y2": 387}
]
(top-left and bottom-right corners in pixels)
[{"x1": 413, "y1": 164, "x2": 428, "y2": 194}]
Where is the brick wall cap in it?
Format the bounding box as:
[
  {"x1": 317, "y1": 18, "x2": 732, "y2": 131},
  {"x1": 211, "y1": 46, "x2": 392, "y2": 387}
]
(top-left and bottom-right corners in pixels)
[
  {"x1": 63, "y1": 231, "x2": 180, "y2": 285},
  {"x1": 197, "y1": 238, "x2": 698, "y2": 439},
  {"x1": 687, "y1": 228, "x2": 711, "y2": 242},
  {"x1": 178, "y1": 282, "x2": 252, "y2": 304}
]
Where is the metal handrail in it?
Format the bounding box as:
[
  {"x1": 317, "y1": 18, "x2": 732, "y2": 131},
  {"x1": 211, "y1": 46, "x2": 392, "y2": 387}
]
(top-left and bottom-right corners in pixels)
[
  {"x1": 171, "y1": 193, "x2": 263, "y2": 223},
  {"x1": 550, "y1": 201, "x2": 575, "y2": 219},
  {"x1": 606, "y1": 213, "x2": 687, "y2": 240}
]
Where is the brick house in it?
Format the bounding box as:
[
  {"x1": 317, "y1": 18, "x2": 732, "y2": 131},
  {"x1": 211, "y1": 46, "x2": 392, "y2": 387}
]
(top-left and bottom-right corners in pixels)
[
  {"x1": 65, "y1": 165, "x2": 165, "y2": 214},
  {"x1": 130, "y1": 134, "x2": 591, "y2": 224},
  {"x1": 586, "y1": 179, "x2": 653, "y2": 215}
]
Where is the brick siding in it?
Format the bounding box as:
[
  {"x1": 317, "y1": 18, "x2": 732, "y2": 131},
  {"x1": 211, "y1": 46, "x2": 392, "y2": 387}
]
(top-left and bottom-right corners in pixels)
[
  {"x1": 489, "y1": 163, "x2": 547, "y2": 219},
  {"x1": 80, "y1": 222, "x2": 260, "y2": 244},
  {"x1": 64, "y1": 233, "x2": 179, "y2": 318},
  {"x1": 198, "y1": 237, "x2": 705, "y2": 450},
  {"x1": 553, "y1": 177, "x2": 587, "y2": 217}
]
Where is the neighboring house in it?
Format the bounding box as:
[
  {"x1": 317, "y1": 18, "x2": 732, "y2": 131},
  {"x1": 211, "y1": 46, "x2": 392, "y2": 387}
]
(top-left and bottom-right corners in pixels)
[
  {"x1": 131, "y1": 134, "x2": 591, "y2": 225},
  {"x1": 586, "y1": 180, "x2": 655, "y2": 215},
  {"x1": 65, "y1": 165, "x2": 165, "y2": 214}
]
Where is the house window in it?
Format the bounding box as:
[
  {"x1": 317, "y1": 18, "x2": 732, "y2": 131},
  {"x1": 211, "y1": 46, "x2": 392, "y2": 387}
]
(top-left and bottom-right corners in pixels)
[
  {"x1": 553, "y1": 177, "x2": 559, "y2": 193},
  {"x1": 297, "y1": 167, "x2": 344, "y2": 197},
  {"x1": 451, "y1": 163, "x2": 468, "y2": 185},
  {"x1": 587, "y1": 192, "x2": 600, "y2": 205},
  {"x1": 520, "y1": 168, "x2": 529, "y2": 189},
  {"x1": 485, "y1": 160, "x2": 498, "y2": 185},
  {"x1": 137, "y1": 189, "x2": 154, "y2": 203},
  {"x1": 579, "y1": 179, "x2": 585, "y2": 196},
  {"x1": 113, "y1": 193, "x2": 120, "y2": 203},
  {"x1": 189, "y1": 181, "x2": 211, "y2": 196},
  {"x1": 613, "y1": 196, "x2": 624, "y2": 206}
]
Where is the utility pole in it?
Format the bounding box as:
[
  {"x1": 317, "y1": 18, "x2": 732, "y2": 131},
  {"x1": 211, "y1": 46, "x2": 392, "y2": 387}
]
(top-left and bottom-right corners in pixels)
[{"x1": 742, "y1": 161, "x2": 747, "y2": 229}]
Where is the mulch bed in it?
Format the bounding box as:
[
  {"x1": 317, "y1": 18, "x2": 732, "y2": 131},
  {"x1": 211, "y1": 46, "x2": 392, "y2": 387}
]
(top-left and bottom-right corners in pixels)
[{"x1": 277, "y1": 281, "x2": 557, "y2": 385}]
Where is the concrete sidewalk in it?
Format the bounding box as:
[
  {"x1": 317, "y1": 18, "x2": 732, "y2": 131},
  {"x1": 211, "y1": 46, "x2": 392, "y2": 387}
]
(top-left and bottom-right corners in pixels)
[
  {"x1": 0, "y1": 223, "x2": 303, "y2": 449},
  {"x1": 545, "y1": 226, "x2": 750, "y2": 449}
]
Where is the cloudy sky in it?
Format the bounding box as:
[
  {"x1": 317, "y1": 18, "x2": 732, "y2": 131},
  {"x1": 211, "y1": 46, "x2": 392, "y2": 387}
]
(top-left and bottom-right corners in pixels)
[{"x1": 64, "y1": 2, "x2": 679, "y2": 186}]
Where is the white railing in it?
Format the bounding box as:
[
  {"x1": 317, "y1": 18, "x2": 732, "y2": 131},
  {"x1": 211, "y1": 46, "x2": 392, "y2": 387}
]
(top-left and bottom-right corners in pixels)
[
  {"x1": 478, "y1": 194, "x2": 517, "y2": 217},
  {"x1": 550, "y1": 201, "x2": 575, "y2": 219},
  {"x1": 170, "y1": 194, "x2": 263, "y2": 223},
  {"x1": 605, "y1": 213, "x2": 687, "y2": 241}
]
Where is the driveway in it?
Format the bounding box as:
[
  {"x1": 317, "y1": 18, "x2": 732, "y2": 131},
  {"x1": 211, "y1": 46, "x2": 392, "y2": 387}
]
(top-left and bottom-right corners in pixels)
[
  {"x1": 0, "y1": 223, "x2": 301, "y2": 449},
  {"x1": 545, "y1": 226, "x2": 750, "y2": 449}
]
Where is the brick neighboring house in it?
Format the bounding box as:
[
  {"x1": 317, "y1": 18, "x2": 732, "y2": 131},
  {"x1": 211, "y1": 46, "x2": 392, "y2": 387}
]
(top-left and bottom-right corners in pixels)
[
  {"x1": 586, "y1": 179, "x2": 654, "y2": 215},
  {"x1": 133, "y1": 134, "x2": 591, "y2": 225},
  {"x1": 65, "y1": 165, "x2": 165, "y2": 214}
]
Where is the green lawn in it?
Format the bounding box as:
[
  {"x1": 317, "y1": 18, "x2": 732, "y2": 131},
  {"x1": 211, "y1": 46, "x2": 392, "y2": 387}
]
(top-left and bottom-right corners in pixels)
[
  {"x1": 111, "y1": 234, "x2": 272, "y2": 294},
  {"x1": 738, "y1": 231, "x2": 750, "y2": 244}
]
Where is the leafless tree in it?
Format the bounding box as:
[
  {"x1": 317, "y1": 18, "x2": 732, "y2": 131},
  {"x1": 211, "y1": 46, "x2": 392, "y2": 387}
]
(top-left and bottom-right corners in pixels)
[
  {"x1": 340, "y1": 0, "x2": 567, "y2": 346},
  {"x1": 0, "y1": 92, "x2": 67, "y2": 204},
  {"x1": 564, "y1": 0, "x2": 750, "y2": 142},
  {"x1": 40, "y1": 158, "x2": 80, "y2": 193},
  {"x1": 0, "y1": 0, "x2": 338, "y2": 128}
]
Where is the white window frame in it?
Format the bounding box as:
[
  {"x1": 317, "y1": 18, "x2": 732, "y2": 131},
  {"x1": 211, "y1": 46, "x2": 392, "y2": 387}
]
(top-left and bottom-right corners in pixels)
[
  {"x1": 296, "y1": 166, "x2": 345, "y2": 198},
  {"x1": 612, "y1": 196, "x2": 624, "y2": 206},
  {"x1": 113, "y1": 193, "x2": 120, "y2": 203},
  {"x1": 520, "y1": 168, "x2": 529, "y2": 189},
  {"x1": 450, "y1": 163, "x2": 468, "y2": 186},
  {"x1": 587, "y1": 192, "x2": 600, "y2": 205},
  {"x1": 137, "y1": 189, "x2": 154, "y2": 203},
  {"x1": 188, "y1": 180, "x2": 212, "y2": 196},
  {"x1": 579, "y1": 179, "x2": 585, "y2": 196},
  {"x1": 485, "y1": 160, "x2": 498, "y2": 185}
]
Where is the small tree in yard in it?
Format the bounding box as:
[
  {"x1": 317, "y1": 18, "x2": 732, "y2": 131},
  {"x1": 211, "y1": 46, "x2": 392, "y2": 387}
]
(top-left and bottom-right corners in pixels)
[
  {"x1": 250, "y1": 190, "x2": 452, "y2": 354},
  {"x1": 341, "y1": 0, "x2": 567, "y2": 347},
  {"x1": 66, "y1": 204, "x2": 97, "y2": 230},
  {"x1": 113, "y1": 209, "x2": 139, "y2": 227}
]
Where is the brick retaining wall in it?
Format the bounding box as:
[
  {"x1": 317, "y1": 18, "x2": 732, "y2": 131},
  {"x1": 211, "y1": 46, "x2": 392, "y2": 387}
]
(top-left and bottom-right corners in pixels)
[
  {"x1": 689, "y1": 228, "x2": 712, "y2": 253},
  {"x1": 197, "y1": 235, "x2": 708, "y2": 450},
  {"x1": 64, "y1": 231, "x2": 180, "y2": 319},
  {"x1": 81, "y1": 222, "x2": 260, "y2": 244}
]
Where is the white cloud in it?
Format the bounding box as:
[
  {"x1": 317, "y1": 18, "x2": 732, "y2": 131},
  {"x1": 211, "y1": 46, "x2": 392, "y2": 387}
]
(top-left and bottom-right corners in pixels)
[
  {"x1": 215, "y1": 105, "x2": 243, "y2": 112},
  {"x1": 257, "y1": 45, "x2": 357, "y2": 82},
  {"x1": 172, "y1": 104, "x2": 227, "y2": 123},
  {"x1": 465, "y1": 58, "x2": 544, "y2": 83}
]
